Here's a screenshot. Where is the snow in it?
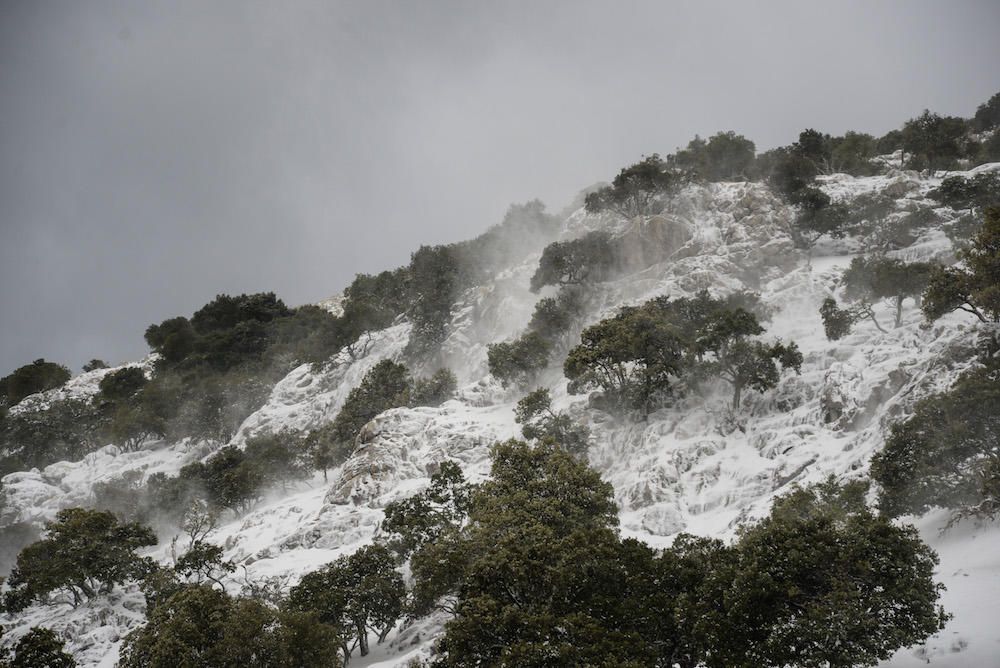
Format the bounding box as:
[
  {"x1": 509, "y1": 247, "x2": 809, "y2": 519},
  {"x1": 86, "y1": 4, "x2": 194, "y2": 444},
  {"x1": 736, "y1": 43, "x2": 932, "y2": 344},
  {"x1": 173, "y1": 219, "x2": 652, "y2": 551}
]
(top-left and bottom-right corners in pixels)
[{"x1": 3, "y1": 166, "x2": 1000, "y2": 665}]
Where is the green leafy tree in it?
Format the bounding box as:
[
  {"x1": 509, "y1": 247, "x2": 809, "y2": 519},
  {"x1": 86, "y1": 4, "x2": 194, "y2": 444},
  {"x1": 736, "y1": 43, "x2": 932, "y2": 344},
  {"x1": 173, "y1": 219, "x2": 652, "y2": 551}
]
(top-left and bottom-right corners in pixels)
[
  {"x1": 144, "y1": 317, "x2": 196, "y2": 365},
  {"x1": 0, "y1": 398, "x2": 104, "y2": 475},
  {"x1": 514, "y1": 388, "x2": 590, "y2": 457},
  {"x1": 82, "y1": 359, "x2": 109, "y2": 373},
  {"x1": 844, "y1": 256, "x2": 936, "y2": 327},
  {"x1": 529, "y1": 231, "x2": 616, "y2": 293},
  {"x1": 526, "y1": 287, "x2": 585, "y2": 338},
  {"x1": 669, "y1": 131, "x2": 756, "y2": 181},
  {"x1": 929, "y1": 172, "x2": 1000, "y2": 215},
  {"x1": 404, "y1": 245, "x2": 463, "y2": 361},
  {"x1": 923, "y1": 206, "x2": 1000, "y2": 323},
  {"x1": 120, "y1": 585, "x2": 343, "y2": 668},
  {"x1": 585, "y1": 154, "x2": 685, "y2": 217},
  {"x1": 287, "y1": 544, "x2": 404, "y2": 660},
  {"x1": 0, "y1": 359, "x2": 71, "y2": 407},
  {"x1": 486, "y1": 332, "x2": 551, "y2": 388},
  {"x1": 3, "y1": 508, "x2": 156, "y2": 612},
  {"x1": 9, "y1": 627, "x2": 76, "y2": 668},
  {"x1": 793, "y1": 187, "x2": 849, "y2": 248},
  {"x1": 381, "y1": 461, "x2": 472, "y2": 559},
  {"x1": 410, "y1": 368, "x2": 457, "y2": 407},
  {"x1": 97, "y1": 367, "x2": 147, "y2": 404},
  {"x1": 871, "y1": 367, "x2": 1000, "y2": 518},
  {"x1": 972, "y1": 90, "x2": 1000, "y2": 132},
  {"x1": 818, "y1": 297, "x2": 883, "y2": 340},
  {"x1": 901, "y1": 110, "x2": 968, "y2": 171},
  {"x1": 698, "y1": 480, "x2": 948, "y2": 668}
]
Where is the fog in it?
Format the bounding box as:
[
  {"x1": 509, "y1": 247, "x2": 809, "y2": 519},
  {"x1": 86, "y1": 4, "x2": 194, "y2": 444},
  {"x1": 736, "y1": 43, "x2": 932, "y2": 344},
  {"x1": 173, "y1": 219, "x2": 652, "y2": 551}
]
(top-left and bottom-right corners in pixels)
[{"x1": 1, "y1": 0, "x2": 998, "y2": 374}]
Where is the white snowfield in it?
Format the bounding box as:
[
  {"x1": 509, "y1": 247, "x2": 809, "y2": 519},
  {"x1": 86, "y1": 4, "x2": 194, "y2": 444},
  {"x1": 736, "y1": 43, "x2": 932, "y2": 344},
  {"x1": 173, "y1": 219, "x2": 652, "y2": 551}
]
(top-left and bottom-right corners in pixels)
[{"x1": 3, "y1": 167, "x2": 1000, "y2": 666}]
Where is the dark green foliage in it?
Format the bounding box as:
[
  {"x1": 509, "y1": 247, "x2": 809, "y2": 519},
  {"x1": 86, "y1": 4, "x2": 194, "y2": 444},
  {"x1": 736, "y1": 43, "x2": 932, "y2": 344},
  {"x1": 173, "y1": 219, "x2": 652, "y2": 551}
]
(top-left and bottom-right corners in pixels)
[
  {"x1": 82, "y1": 359, "x2": 109, "y2": 373},
  {"x1": 98, "y1": 367, "x2": 147, "y2": 404},
  {"x1": 668, "y1": 131, "x2": 756, "y2": 182},
  {"x1": 197, "y1": 446, "x2": 265, "y2": 514},
  {"x1": 243, "y1": 431, "x2": 311, "y2": 489},
  {"x1": 486, "y1": 333, "x2": 551, "y2": 388},
  {"x1": 3, "y1": 508, "x2": 156, "y2": 612},
  {"x1": 0, "y1": 359, "x2": 71, "y2": 408},
  {"x1": 843, "y1": 256, "x2": 936, "y2": 327},
  {"x1": 872, "y1": 367, "x2": 1000, "y2": 518},
  {"x1": 410, "y1": 368, "x2": 457, "y2": 407},
  {"x1": 9, "y1": 627, "x2": 76, "y2": 668},
  {"x1": 792, "y1": 187, "x2": 849, "y2": 247},
  {"x1": 972, "y1": 91, "x2": 1000, "y2": 132},
  {"x1": 381, "y1": 461, "x2": 471, "y2": 559},
  {"x1": 923, "y1": 206, "x2": 1000, "y2": 322},
  {"x1": 585, "y1": 154, "x2": 685, "y2": 218},
  {"x1": 327, "y1": 359, "x2": 412, "y2": 460},
  {"x1": 286, "y1": 544, "x2": 404, "y2": 659},
  {"x1": 529, "y1": 231, "x2": 616, "y2": 292},
  {"x1": 526, "y1": 287, "x2": 585, "y2": 338},
  {"x1": 929, "y1": 172, "x2": 1000, "y2": 214},
  {"x1": 901, "y1": 110, "x2": 969, "y2": 171},
  {"x1": 757, "y1": 146, "x2": 817, "y2": 200},
  {"x1": 190, "y1": 293, "x2": 292, "y2": 334},
  {"x1": 819, "y1": 297, "x2": 876, "y2": 340},
  {"x1": 120, "y1": 585, "x2": 343, "y2": 668},
  {"x1": 0, "y1": 399, "x2": 104, "y2": 476},
  {"x1": 564, "y1": 302, "x2": 686, "y2": 413},
  {"x1": 514, "y1": 388, "x2": 590, "y2": 456},
  {"x1": 404, "y1": 245, "x2": 463, "y2": 361},
  {"x1": 144, "y1": 317, "x2": 196, "y2": 365},
  {"x1": 564, "y1": 291, "x2": 796, "y2": 412},
  {"x1": 428, "y1": 440, "x2": 649, "y2": 667},
  {"x1": 697, "y1": 480, "x2": 948, "y2": 668}
]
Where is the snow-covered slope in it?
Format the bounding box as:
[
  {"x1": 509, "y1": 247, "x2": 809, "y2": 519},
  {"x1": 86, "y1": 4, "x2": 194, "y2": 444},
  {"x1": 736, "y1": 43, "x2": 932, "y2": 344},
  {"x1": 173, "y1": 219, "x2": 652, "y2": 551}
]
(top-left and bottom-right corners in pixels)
[{"x1": 3, "y1": 168, "x2": 999, "y2": 666}]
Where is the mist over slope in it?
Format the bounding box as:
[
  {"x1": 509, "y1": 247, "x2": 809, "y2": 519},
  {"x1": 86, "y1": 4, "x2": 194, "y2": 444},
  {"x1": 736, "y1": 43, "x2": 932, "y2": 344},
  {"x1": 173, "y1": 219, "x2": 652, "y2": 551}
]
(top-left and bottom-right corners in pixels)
[{"x1": 3, "y1": 148, "x2": 1000, "y2": 664}]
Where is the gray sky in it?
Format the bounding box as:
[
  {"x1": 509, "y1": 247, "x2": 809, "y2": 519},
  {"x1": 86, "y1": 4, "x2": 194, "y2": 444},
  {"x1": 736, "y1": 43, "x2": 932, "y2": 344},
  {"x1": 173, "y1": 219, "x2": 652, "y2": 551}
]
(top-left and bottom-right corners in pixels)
[{"x1": 1, "y1": 0, "x2": 998, "y2": 375}]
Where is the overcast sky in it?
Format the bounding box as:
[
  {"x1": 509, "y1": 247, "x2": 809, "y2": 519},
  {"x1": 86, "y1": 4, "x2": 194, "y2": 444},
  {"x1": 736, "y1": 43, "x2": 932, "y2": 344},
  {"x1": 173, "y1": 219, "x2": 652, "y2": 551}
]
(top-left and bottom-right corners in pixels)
[{"x1": 1, "y1": 1, "x2": 998, "y2": 375}]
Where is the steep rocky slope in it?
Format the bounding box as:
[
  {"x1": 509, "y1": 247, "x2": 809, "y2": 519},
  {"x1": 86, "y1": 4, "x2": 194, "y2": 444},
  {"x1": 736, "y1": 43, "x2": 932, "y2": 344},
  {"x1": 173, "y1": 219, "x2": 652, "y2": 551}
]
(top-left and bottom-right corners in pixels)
[{"x1": 2, "y1": 167, "x2": 999, "y2": 666}]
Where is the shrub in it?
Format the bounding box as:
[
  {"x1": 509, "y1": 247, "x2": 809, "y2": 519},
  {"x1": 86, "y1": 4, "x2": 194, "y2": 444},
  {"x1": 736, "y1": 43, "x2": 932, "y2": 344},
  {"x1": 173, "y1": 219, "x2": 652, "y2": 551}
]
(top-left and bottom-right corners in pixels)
[
  {"x1": 327, "y1": 360, "x2": 412, "y2": 459},
  {"x1": 3, "y1": 508, "x2": 156, "y2": 612},
  {"x1": 0, "y1": 398, "x2": 104, "y2": 476},
  {"x1": 669, "y1": 131, "x2": 756, "y2": 182},
  {"x1": 900, "y1": 110, "x2": 968, "y2": 171},
  {"x1": 972, "y1": 90, "x2": 1000, "y2": 132},
  {"x1": 97, "y1": 367, "x2": 147, "y2": 404},
  {"x1": 0, "y1": 359, "x2": 71, "y2": 407},
  {"x1": 404, "y1": 245, "x2": 463, "y2": 361},
  {"x1": 526, "y1": 287, "x2": 585, "y2": 338}
]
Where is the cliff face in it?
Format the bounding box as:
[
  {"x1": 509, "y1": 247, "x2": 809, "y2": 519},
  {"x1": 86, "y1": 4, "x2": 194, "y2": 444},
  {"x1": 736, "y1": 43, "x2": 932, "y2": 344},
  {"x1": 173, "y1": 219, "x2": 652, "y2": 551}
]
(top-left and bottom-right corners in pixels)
[{"x1": 3, "y1": 167, "x2": 999, "y2": 667}]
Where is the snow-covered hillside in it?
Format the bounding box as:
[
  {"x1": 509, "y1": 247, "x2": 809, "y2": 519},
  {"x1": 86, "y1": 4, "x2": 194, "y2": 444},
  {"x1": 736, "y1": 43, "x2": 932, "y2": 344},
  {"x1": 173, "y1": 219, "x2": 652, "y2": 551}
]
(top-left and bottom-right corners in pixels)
[{"x1": 3, "y1": 166, "x2": 999, "y2": 666}]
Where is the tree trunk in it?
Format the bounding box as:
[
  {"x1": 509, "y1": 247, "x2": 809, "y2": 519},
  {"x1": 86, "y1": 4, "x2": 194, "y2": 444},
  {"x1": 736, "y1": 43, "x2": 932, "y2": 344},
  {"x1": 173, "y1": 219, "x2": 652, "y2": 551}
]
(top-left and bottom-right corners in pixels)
[
  {"x1": 894, "y1": 295, "x2": 904, "y2": 328},
  {"x1": 732, "y1": 382, "x2": 742, "y2": 410},
  {"x1": 358, "y1": 625, "x2": 369, "y2": 656}
]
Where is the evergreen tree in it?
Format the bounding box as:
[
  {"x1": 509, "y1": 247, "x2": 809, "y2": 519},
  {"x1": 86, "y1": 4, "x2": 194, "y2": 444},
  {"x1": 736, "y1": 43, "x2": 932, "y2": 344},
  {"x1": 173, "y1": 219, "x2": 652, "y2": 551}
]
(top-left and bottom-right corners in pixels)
[
  {"x1": 529, "y1": 231, "x2": 616, "y2": 292},
  {"x1": 585, "y1": 154, "x2": 685, "y2": 217},
  {"x1": 0, "y1": 359, "x2": 71, "y2": 408},
  {"x1": 9, "y1": 627, "x2": 76, "y2": 668},
  {"x1": 923, "y1": 206, "x2": 1000, "y2": 323}
]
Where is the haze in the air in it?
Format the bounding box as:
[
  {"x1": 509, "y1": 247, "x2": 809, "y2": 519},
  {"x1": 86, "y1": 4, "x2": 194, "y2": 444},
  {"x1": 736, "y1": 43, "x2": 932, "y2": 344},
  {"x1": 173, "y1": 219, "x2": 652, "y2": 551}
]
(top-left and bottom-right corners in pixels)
[{"x1": 1, "y1": 0, "x2": 998, "y2": 374}]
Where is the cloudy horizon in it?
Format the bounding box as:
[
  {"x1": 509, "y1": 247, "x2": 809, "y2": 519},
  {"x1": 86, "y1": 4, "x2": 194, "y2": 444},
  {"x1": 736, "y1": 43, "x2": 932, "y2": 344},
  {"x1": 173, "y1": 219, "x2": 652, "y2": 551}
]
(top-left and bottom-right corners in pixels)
[{"x1": 2, "y1": 0, "x2": 999, "y2": 375}]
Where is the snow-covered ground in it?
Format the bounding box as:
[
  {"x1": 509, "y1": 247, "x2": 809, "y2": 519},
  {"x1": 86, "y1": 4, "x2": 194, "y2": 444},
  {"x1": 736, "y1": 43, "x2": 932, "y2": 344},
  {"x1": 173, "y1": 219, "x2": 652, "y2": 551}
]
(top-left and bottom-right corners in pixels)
[{"x1": 2, "y1": 167, "x2": 999, "y2": 666}]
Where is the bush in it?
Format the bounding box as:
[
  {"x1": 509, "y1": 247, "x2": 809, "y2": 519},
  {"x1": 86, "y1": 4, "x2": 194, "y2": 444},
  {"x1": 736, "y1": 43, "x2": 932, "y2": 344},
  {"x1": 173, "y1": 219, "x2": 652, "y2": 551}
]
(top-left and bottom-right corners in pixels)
[
  {"x1": 901, "y1": 110, "x2": 968, "y2": 171},
  {"x1": 972, "y1": 90, "x2": 1000, "y2": 132},
  {"x1": 526, "y1": 287, "x2": 585, "y2": 338},
  {"x1": 3, "y1": 508, "x2": 156, "y2": 612},
  {"x1": 929, "y1": 172, "x2": 1000, "y2": 214},
  {"x1": 404, "y1": 245, "x2": 463, "y2": 361},
  {"x1": 97, "y1": 367, "x2": 147, "y2": 404},
  {"x1": 0, "y1": 398, "x2": 104, "y2": 476},
  {"x1": 0, "y1": 359, "x2": 71, "y2": 408},
  {"x1": 327, "y1": 360, "x2": 412, "y2": 458},
  {"x1": 584, "y1": 154, "x2": 685, "y2": 218}
]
